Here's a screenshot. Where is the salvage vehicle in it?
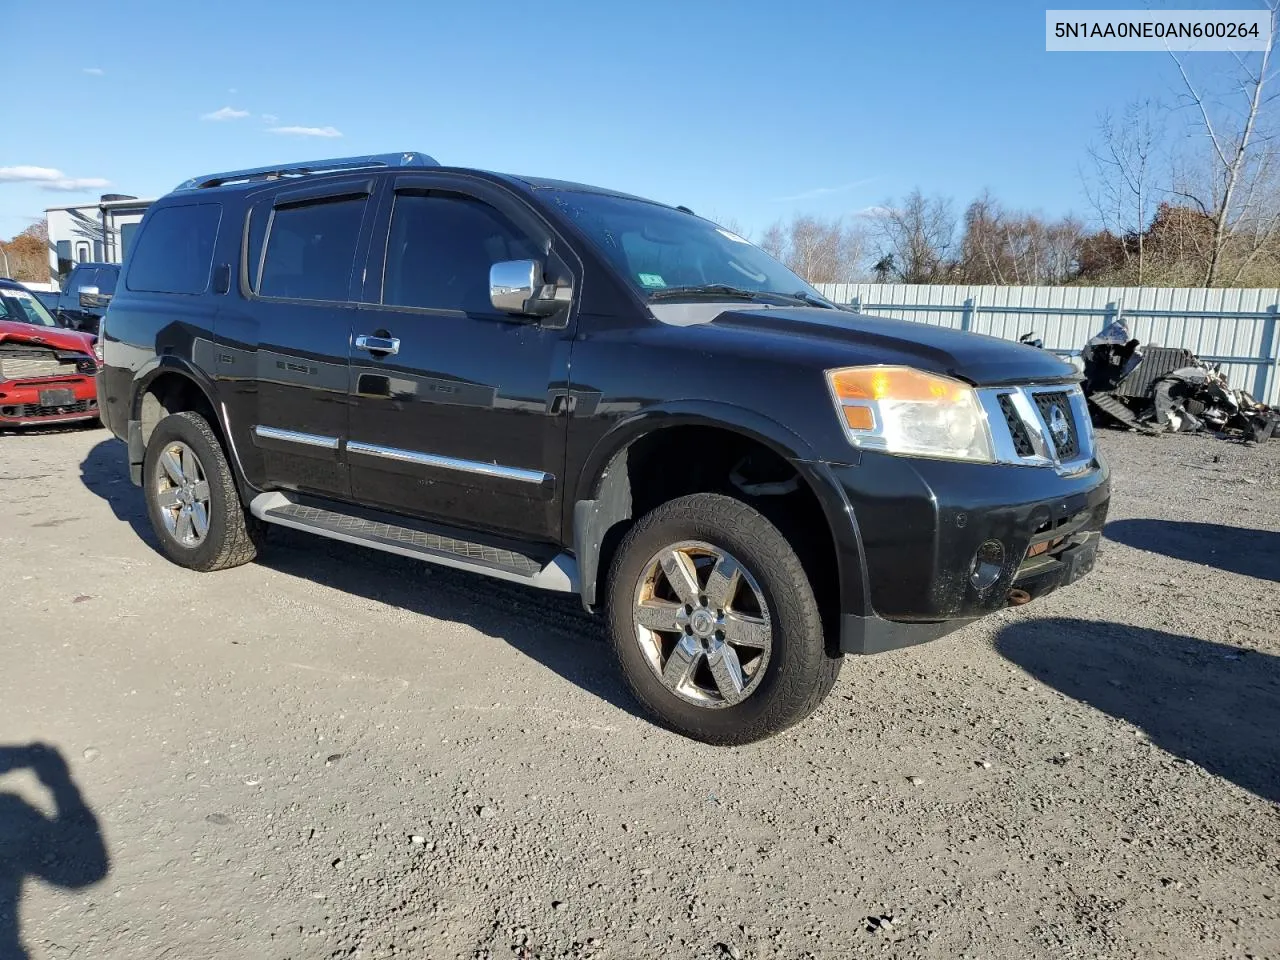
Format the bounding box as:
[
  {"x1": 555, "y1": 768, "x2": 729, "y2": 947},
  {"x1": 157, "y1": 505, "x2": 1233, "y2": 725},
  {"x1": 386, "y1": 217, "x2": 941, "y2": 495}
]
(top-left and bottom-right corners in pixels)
[
  {"x1": 55, "y1": 263, "x2": 119, "y2": 336},
  {"x1": 0, "y1": 278, "x2": 100, "y2": 427},
  {"x1": 96, "y1": 152, "x2": 1110, "y2": 743}
]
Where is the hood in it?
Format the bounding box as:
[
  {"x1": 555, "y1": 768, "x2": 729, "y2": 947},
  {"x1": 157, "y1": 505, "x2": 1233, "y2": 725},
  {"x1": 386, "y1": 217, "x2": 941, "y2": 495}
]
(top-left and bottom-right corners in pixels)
[
  {"x1": 0, "y1": 320, "x2": 95, "y2": 354},
  {"x1": 653, "y1": 304, "x2": 1077, "y2": 386}
]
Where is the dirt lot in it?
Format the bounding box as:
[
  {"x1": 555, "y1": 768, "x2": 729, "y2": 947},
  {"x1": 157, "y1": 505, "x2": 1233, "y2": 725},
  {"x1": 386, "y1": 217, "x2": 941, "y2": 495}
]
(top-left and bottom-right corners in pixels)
[{"x1": 1, "y1": 424, "x2": 1277, "y2": 960}]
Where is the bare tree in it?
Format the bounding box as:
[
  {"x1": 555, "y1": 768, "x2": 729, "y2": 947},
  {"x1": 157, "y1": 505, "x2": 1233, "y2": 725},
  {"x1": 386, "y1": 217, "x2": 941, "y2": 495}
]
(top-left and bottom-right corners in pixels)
[
  {"x1": 958, "y1": 193, "x2": 1085, "y2": 285},
  {"x1": 1084, "y1": 99, "x2": 1165, "y2": 284},
  {"x1": 1168, "y1": 2, "x2": 1280, "y2": 286},
  {"x1": 870, "y1": 190, "x2": 956, "y2": 283},
  {"x1": 759, "y1": 214, "x2": 867, "y2": 282}
]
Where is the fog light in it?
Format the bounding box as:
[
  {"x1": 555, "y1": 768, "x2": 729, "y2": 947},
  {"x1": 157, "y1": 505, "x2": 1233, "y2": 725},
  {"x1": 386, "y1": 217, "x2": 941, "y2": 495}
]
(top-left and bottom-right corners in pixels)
[{"x1": 969, "y1": 539, "x2": 1005, "y2": 591}]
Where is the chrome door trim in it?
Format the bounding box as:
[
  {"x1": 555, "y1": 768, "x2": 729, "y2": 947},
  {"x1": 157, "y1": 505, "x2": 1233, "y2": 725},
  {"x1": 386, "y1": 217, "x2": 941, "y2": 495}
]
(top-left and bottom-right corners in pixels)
[
  {"x1": 252, "y1": 425, "x2": 340, "y2": 450},
  {"x1": 346, "y1": 440, "x2": 550, "y2": 484}
]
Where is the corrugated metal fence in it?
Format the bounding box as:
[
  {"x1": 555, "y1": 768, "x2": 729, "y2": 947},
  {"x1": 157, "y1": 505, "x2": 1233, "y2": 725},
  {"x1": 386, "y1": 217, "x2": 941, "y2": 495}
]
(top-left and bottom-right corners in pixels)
[{"x1": 813, "y1": 283, "x2": 1280, "y2": 405}]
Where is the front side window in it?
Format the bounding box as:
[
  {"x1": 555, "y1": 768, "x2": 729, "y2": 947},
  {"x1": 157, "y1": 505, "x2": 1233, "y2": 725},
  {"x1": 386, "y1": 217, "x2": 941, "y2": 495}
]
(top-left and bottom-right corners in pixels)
[
  {"x1": 544, "y1": 189, "x2": 821, "y2": 303},
  {"x1": 97, "y1": 266, "x2": 119, "y2": 295},
  {"x1": 259, "y1": 198, "x2": 366, "y2": 302},
  {"x1": 382, "y1": 193, "x2": 540, "y2": 313},
  {"x1": 126, "y1": 203, "x2": 222, "y2": 295}
]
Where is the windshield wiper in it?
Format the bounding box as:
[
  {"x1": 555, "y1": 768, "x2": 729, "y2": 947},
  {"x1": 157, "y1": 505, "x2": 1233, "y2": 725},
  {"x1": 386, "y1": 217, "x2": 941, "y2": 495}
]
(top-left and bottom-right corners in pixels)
[
  {"x1": 790, "y1": 290, "x2": 838, "y2": 310},
  {"x1": 648, "y1": 284, "x2": 766, "y2": 301},
  {"x1": 648, "y1": 284, "x2": 838, "y2": 308}
]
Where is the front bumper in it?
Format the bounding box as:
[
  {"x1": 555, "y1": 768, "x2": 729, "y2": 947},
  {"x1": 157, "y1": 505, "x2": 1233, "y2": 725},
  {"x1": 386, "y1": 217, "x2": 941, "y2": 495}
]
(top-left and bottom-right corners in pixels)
[
  {"x1": 814, "y1": 451, "x2": 1111, "y2": 655},
  {"x1": 0, "y1": 377, "x2": 99, "y2": 426}
]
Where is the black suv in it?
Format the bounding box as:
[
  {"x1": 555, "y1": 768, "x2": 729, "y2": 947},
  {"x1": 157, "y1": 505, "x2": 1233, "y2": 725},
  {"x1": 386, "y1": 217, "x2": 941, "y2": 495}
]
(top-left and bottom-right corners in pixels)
[
  {"x1": 97, "y1": 152, "x2": 1109, "y2": 743},
  {"x1": 56, "y1": 262, "x2": 119, "y2": 335}
]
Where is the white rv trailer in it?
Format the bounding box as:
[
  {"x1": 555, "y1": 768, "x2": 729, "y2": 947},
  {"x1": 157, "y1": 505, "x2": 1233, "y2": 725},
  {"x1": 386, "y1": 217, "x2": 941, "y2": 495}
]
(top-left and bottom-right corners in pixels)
[{"x1": 45, "y1": 194, "x2": 154, "y2": 283}]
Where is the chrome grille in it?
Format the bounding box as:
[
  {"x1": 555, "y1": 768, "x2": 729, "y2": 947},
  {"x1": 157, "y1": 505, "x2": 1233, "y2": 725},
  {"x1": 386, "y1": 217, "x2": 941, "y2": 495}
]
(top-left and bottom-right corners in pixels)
[
  {"x1": 1032, "y1": 391, "x2": 1079, "y2": 460},
  {"x1": 979, "y1": 383, "x2": 1094, "y2": 474}
]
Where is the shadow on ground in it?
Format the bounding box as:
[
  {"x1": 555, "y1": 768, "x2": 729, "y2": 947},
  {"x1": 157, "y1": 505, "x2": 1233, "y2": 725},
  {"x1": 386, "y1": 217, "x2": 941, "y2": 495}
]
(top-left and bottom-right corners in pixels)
[
  {"x1": 997, "y1": 617, "x2": 1280, "y2": 803},
  {"x1": 79, "y1": 437, "x2": 155, "y2": 545},
  {"x1": 1105, "y1": 519, "x2": 1280, "y2": 582},
  {"x1": 0, "y1": 744, "x2": 109, "y2": 960},
  {"x1": 78, "y1": 438, "x2": 641, "y2": 721}
]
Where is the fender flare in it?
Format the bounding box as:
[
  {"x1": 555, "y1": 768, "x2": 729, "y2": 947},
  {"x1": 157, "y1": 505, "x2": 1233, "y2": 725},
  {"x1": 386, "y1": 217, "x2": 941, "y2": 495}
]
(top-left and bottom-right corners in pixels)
[{"x1": 125, "y1": 356, "x2": 231, "y2": 484}]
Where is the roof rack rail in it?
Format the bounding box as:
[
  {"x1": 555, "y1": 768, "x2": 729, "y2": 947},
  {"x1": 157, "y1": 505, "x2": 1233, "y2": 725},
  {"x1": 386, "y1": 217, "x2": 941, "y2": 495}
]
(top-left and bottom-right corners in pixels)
[{"x1": 176, "y1": 152, "x2": 439, "y2": 190}]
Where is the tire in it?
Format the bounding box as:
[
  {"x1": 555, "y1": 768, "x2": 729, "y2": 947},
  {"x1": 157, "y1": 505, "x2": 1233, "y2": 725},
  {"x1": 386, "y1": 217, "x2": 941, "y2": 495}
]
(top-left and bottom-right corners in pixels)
[
  {"x1": 143, "y1": 410, "x2": 262, "y2": 572},
  {"x1": 606, "y1": 493, "x2": 841, "y2": 745}
]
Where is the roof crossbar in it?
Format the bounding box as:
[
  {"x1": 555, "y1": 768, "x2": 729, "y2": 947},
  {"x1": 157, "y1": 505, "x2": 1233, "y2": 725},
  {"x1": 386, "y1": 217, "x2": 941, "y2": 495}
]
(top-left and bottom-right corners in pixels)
[{"x1": 176, "y1": 152, "x2": 439, "y2": 190}]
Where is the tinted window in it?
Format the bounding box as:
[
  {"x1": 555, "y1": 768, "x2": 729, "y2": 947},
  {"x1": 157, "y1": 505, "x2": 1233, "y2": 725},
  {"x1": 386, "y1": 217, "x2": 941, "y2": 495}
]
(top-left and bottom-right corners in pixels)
[
  {"x1": 382, "y1": 193, "x2": 540, "y2": 312},
  {"x1": 259, "y1": 198, "x2": 365, "y2": 301},
  {"x1": 69, "y1": 268, "x2": 98, "y2": 292},
  {"x1": 97, "y1": 266, "x2": 119, "y2": 295},
  {"x1": 126, "y1": 203, "x2": 222, "y2": 295}
]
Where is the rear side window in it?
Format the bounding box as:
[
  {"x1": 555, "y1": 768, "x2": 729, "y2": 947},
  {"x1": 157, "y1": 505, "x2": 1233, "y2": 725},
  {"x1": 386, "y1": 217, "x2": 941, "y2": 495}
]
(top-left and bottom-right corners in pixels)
[
  {"x1": 126, "y1": 203, "x2": 222, "y2": 295},
  {"x1": 259, "y1": 198, "x2": 365, "y2": 301},
  {"x1": 69, "y1": 268, "x2": 98, "y2": 292}
]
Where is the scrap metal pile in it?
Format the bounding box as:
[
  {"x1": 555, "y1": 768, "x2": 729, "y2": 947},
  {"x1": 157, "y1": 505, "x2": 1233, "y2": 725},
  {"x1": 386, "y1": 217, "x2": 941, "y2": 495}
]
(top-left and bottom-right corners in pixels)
[{"x1": 1079, "y1": 321, "x2": 1280, "y2": 442}]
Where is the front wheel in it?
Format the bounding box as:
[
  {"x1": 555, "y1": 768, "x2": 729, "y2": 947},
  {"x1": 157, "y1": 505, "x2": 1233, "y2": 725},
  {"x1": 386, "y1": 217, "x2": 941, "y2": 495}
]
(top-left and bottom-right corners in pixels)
[
  {"x1": 142, "y1": 411, "x2": 261, "y2": 571},
  {"x1": 606, "y1": 493, "x2": 841, "y2": 745}
]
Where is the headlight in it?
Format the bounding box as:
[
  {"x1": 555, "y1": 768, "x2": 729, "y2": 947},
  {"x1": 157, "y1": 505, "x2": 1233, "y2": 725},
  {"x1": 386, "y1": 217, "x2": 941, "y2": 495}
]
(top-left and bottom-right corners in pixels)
[{"x1": 825, "y1": 365, "x2": 994, "y2": 463}]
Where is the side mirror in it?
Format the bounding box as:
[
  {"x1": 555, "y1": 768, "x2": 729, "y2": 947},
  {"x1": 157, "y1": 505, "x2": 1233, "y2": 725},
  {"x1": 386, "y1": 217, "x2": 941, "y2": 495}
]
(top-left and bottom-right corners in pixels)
[
  {"x1": 78, "y1": 285, "x2": 101, "y2": 308},
  {"x1": 489, "y1": 260, "x2": 566, "y2": 319}
]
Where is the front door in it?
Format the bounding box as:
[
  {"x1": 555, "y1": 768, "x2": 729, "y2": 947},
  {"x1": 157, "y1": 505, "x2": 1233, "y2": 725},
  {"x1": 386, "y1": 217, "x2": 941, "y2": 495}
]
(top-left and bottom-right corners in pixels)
[{"x1": 345, "y1": 175, "x2": 575, "y2": 543}]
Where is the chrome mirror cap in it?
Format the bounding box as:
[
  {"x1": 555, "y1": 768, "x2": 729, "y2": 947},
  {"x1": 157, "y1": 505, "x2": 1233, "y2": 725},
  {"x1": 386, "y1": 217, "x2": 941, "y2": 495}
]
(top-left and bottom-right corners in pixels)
[{"x1": 489, "y1": 259, "x2": 540, "y2": 314}]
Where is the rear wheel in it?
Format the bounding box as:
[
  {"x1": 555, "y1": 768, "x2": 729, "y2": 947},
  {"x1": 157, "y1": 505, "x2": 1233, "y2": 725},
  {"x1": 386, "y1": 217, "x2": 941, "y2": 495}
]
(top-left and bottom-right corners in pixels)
[
  {"x1": 143, "y1": 411, "x2": 261, "y2": 571},
  {"x1": 607, "y1": 493, "x2": 841, "y2": 744}
]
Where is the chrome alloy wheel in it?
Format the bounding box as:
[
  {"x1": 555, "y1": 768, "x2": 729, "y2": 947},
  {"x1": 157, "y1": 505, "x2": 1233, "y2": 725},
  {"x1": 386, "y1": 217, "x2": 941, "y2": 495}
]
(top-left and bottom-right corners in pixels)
[
  {"x1": 154, "y1": 440, "x2": 212, "y2": 547},
  {"x1": 632, "y1": 540, "x2": 772, "y2": 708}
]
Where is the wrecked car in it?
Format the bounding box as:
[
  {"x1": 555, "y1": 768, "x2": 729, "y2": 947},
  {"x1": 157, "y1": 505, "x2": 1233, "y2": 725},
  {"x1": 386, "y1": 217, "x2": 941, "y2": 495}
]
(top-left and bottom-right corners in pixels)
[
  {"x1": 1080, "y1": 320, "x2": 1279, "y2": 442},
  {"x1": 0, "y1": 278, "x2": 100, "y2": 428}
]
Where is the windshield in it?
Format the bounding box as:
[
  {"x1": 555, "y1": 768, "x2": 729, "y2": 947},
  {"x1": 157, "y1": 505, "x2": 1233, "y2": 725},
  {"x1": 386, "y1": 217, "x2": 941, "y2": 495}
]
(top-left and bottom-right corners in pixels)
[
  {"x1": 544, "y1": 190, "x2": 821, "y2": 302},
  {"x1": 0, "y1": 286, "x2": 60, "y2": 327}
]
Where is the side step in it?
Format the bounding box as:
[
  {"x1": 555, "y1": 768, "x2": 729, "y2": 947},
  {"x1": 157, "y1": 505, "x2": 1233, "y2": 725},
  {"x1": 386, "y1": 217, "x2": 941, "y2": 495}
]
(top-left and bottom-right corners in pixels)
[{"x1": 249, "y1": 492, "x2": 578, "y2": 592}]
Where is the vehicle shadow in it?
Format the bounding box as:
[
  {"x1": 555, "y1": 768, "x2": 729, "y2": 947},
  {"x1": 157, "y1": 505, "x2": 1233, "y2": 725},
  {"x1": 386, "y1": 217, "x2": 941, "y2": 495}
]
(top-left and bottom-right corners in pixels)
[
  {"x1": 79, "y1": 437, "x2": 156, "y2": 546},
  {"x1": 77, "y1": 438, "x2": 641, "y2": 720},
  {"x1": 258, "y1": 528, "x2": 642, "y2": 718},
  {"x1": 0, "y1": 744, "x2": 110, "y2": 960},
  {"x1": 1105, "y1": 518, "x2": 1280, "y2": 582},
  {"x1": 996, "y1": 617, "x2": 1280, "y2": 804}
]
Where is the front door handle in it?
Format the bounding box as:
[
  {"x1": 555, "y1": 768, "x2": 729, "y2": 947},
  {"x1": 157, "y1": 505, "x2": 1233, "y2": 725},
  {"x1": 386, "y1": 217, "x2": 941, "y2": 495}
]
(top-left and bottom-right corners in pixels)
[{"x1": 355, "y1": 334, "x2": 400, "y2": 356}]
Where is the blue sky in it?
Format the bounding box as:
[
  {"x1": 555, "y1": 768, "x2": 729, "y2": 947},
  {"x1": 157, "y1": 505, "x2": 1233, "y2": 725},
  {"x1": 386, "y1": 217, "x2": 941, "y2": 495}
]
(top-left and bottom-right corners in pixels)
[{"x1": 0, "y1": 0, "x2": 1260, "y2": 239}]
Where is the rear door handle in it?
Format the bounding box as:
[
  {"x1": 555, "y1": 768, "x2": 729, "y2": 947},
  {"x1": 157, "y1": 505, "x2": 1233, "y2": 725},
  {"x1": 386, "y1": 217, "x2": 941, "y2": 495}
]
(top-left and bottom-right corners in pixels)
[{"x1": 354, "y1": 334, "x2": 400, "y2": 356}]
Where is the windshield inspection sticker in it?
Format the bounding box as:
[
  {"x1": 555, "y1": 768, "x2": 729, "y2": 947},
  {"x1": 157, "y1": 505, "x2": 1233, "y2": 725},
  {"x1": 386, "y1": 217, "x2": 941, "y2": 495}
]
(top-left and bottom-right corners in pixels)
[
  {"x1": 717, "y1": 228, "x2": 751, "y2": 244},
  {"x1": 638, "y1": 273, "x2": 667, "y2": 288}
]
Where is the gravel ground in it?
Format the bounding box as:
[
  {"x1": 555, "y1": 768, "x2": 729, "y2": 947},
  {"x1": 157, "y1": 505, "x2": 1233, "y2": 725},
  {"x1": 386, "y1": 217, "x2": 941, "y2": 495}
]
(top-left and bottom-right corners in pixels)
[{"x1": 1, "y1": 424, "x2": 1277, "y2": 960}]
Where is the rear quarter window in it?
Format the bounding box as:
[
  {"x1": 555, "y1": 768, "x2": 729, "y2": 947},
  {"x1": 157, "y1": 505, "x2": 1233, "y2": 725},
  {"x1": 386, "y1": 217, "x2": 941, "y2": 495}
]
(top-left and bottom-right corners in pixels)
[{"x1": 126, "y1": 203, "x2": 223, "y2": 295}]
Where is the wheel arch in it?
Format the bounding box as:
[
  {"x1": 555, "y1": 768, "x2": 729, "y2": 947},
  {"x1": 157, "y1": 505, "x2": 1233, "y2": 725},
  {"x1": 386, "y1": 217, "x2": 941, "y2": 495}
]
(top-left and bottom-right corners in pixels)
[{"x1": 572, "y1": 402, "x2": 866, "y2": 649}]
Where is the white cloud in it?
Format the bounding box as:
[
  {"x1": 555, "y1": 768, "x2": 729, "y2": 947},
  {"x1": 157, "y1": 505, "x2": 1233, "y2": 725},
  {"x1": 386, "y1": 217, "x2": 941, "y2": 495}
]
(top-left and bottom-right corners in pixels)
[
  {"x1": 771, "y1": 178, "x2": 879, "y2": 203},
  {"x1": 268, "y1": 125, "x2": 343, "y2": 138},
  {"x1": 201, "y1": 106, "x2": 250, "y2": 121},
  {"x1": 0, "y1": 166, "x2": 110, "y2": 192},
  {"x1": 261, "y1": 113, "x2": 279, "y2": 123},
  {"x1": 82, "y1": 67, "x2": 105, "y2": 76}
]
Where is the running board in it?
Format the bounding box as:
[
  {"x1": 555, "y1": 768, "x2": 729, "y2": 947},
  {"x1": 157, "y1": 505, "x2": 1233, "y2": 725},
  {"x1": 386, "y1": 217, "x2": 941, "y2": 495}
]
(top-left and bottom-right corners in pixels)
[{"x1": 249, "y1": 492, "x2": 578, "y2": 592}]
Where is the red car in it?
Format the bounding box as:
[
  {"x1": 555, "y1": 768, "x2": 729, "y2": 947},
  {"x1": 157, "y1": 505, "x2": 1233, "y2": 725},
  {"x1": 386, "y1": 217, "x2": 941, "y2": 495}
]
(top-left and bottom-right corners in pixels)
[{"x1": 0, "y1": 278, "x2": 100, "y2": 427}]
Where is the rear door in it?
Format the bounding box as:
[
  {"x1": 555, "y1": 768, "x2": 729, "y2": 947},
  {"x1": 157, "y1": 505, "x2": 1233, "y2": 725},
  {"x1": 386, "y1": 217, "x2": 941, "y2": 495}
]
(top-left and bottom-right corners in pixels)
[
  {"x1": 215, "y1": 178, "x2": 375, "y2": 499},
  {"x1": 344, "y1": 173, "x2": 576, "y2": 543}
]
